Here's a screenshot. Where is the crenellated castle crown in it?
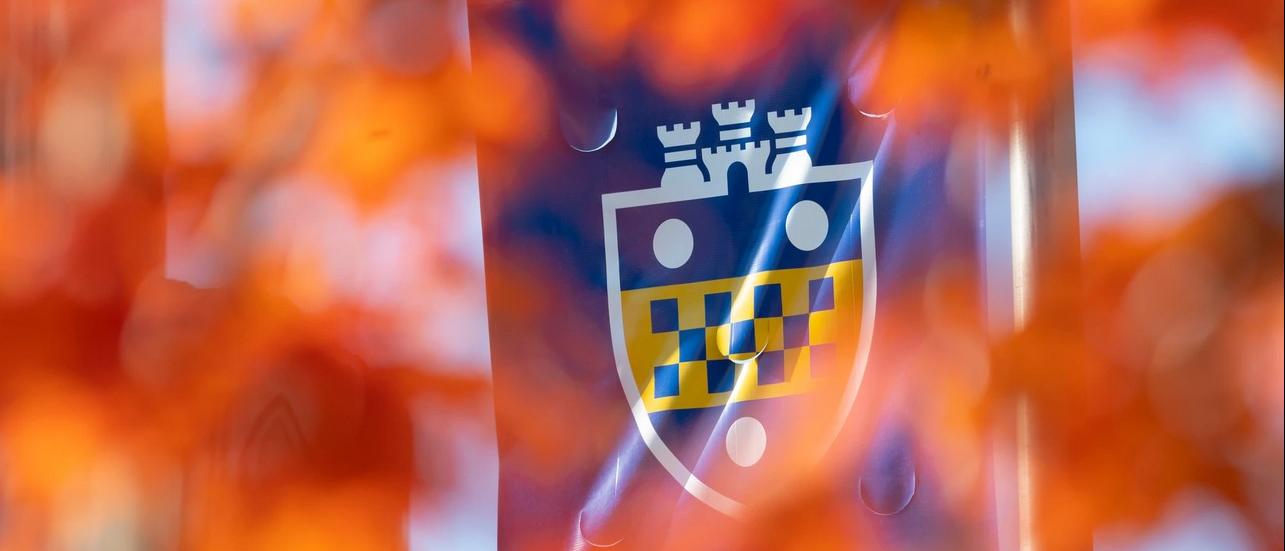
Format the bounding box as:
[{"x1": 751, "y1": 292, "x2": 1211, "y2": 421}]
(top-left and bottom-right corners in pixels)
[{"x1": 656, "y1": 99, "x2": 817, "y2": 191}]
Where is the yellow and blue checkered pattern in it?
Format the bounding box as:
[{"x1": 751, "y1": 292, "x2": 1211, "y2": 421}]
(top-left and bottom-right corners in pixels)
[{"x1": 622, "y1": 260, "x2": 861, "y2": 412}]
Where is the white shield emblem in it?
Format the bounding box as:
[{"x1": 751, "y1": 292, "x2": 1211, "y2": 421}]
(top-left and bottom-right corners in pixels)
[{"x1": 601, "y1": 99, "x2": 878, "y2": 516}]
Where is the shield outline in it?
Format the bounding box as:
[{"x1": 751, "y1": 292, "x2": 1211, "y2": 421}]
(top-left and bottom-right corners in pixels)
[{"x1": 601, "y1": 160, "x2": 878, "y2": 517}]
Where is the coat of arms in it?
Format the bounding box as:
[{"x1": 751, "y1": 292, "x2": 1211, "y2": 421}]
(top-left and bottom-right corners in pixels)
[{"x1": 601, "y1": 99, "x2": 877, "y2": 516}]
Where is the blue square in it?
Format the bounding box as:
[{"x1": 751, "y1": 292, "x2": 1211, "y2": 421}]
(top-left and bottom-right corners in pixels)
[
  {"x1": 730, "y1": 320, "x2": 756, "y2": 354},
  {"x1": 809, "y1": 277, "x2": 834, "y2": 311},
  {"x1": 810, "y1": 343, "x2": 835, "y2": 378},
  {"x1": 757, "y1": 350, "x2": 785, "y2": 384},
  {"x1": 706, "y1": 359, "x2": 735, "y2": 393},
  {"x1": 754, "y1": 283, "x2": 783, "y2": 318},
  {"x1": 783, "y1": 314, "x2": 810, "y2": 348},
  {"x1": 650, "y1": 298, "x2": 679, "y2": 333},
  {"x1": 679, "y1": 328, "x2": 706, "y2": 361},
  {"x1": 704, "y1": 292, "x2": 732, "y2": 326},
  {"x1": 654, "y1": 364, "x2": 680, "y2": 398}
]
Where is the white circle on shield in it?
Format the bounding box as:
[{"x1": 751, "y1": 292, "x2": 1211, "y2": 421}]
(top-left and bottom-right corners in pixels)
[
  {"x1": 726, "y1": 416, "x2": 767, "y2": 467},
  {"x1": 653, "y1": 218, "x2": 693, "y2": 269},
  {"x1": 785, "y1": 200, "x2": 829, "y2": 251}
]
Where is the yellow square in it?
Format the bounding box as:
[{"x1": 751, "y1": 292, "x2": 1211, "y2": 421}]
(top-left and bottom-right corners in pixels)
[
  {"x1": 676, "y1": 361, "x2": 705, "y2": 388},
  {"x1": 782, "y1": 279, "x2": 811, "y2": 317},
  {"x1": 784, "y1": 347, "x2": 807, "y2": 383},
  {"x1": 808, "y1": 309, "x2": 836, "y2": 345},
  {"x1": 754, "y1": 317, "x2": 784, "y2": 351},
  {"x1": 651, "y1": 332, "x2": 680, "y2": 367},
  {"x1": 677, "y1": 295, "x2": 704, "y2": 331},
  {"x1": 706, "y1": 325, "x2": 732, "y2": 359}
]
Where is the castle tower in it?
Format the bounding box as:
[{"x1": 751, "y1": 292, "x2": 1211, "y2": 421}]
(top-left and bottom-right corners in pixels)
[
  {"x1": 711, "y1": 99, "x2": 755, "y2": 142},
  {"x1": 767, "y1": 107, "x2": 813, "y2": 185},
  {"x1": 657, "y1": 122, "x2": 704, "y2": 188},
  {"x1": 702, "y1": 100, "x2": 771, "y2": 190}
]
